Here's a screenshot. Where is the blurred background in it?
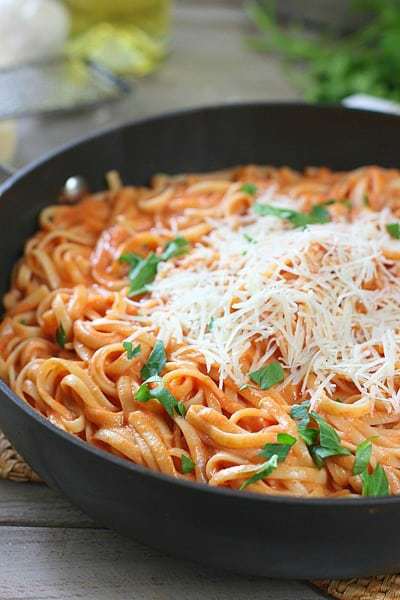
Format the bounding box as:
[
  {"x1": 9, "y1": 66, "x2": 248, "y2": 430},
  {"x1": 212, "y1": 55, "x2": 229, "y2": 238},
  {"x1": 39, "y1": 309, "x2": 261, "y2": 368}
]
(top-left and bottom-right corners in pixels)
[{"x1": 0, "y1": 0, "x2": 398, "y2": 171}]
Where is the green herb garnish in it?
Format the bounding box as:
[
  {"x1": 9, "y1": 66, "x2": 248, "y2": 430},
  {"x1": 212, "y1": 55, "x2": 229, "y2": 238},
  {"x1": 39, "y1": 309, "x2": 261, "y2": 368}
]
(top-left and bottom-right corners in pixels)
[
  {"x1": 290, "y1": 401, "x2": 318, "y2": 445},
  {"x1": 122, "y1": 341, "x2": 141, "y2": 360},
  {"x1": 353, "y1": 439, "x2": 373, "y2": 476},
  {"x1": 243, "y1": 233, "x2": 256, "y2": 243},
  {"x1": 160, "y1": 236, "x2": 190, "y2": 261},
  {"x1": 259, "y1": 432, "x2": 296, "y2": 462},
  {"x1": 207, "y1": 317, "x2": 215, "y2": 332},
  {"x1": 353, "y1": 438, "x2": 389, "y2": 496},
  {"x1": 309, "y1": 412, "x2": 351, "y2": 467},
  {"x1": 240, "y1": 454, "x2": 279, "y2": 490},
  {"x1": 249, "y1": 361, "x2": 284, "y2": 390},
  {"x1": 128, "y1": 252, "x2": 160, "y2": 297},
  {"x1": 240, "y1": 183, "x2": 258, "y2": 196},
  {"x1": 56, "y1": 324, "x2": 67, "y2": 349},
  {"x1": 141, "y1": 340, "x2": 166, "y2": 380},
  {"x1": 361, "y1": 464, "x2": 389, "y2": 497},
  {"x1": 181, "y1": 454, "x2": 195, "y2": 474},
  {"x1": 135, "y1": 380, "x2": 184, "y2": 418},
  {"x1": 386, "y1": 223, "x2": 400, "y2": 239},
  {"x1": 122, "y1": 237, "x2": 190, "y2": 297},
  {"x1": 119, "y1": 252, "x2": 142, "y2": 267},
  {"x1": 254, "y1": 202, "x2": 330, "y2": 228},
  {"x1": 290, "y1": 401, "x2": 350, "y2": 467}
]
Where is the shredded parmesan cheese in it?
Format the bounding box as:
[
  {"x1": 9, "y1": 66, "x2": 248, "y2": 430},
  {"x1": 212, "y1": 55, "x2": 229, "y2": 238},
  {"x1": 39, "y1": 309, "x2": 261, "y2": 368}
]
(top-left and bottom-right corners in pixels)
[{"x1": 145, "y1": 194, "x2": 400, "y2": 411}]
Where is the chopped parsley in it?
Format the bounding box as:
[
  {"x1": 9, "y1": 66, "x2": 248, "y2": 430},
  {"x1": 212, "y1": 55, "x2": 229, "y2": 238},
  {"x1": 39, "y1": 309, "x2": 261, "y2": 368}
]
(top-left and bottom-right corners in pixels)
[
  {"x1": 122, "y1": 341, "x2": 141, "y2": 360},
  {"x1": 240, "y1": 454, "x2": 279, "y2": 490},
  {"x1": 119, "y1": 252, "x2": 142, "y2": 267},
  {"x1": 249, "y1": 361, "x2": 284, "y2": 390},
  {"x1": 361, "y1": 464, "x2": 389, "y2": 497},
  {"x1": 243, "y1": 232, "x2": 256, "y2": 243},
  {"x1": 160, "y1": 236, "x2": 190, "y2": 261},
  {"x1": 240, "y1": 183, "x2": 258, "y2": 196},
  {"x1": 122, "y1": 236, "x2": 190, "y2": 297},
  {"x1": 290, "y1": 401, "x2": 350, "y2": 468},
  {"x1": 128, "y1": 252, "x2": 160, "y2": 297},
  {"x1": 353, "y1": 438, "x2": 389, "y2": 496},
  {"x1": 386, "y1": 223, "x2": 400, "y2": 239},
  {"x1": 141, "y1": 340, "x2": 166, "y2": 380},
  {"x1": 207, "y1": 317, "x2": 215, "y2": 332},
  {"x1": 254, "y1": 202, "x2": 331, "y2": 228},
  {"x1": 55, "y1": 324, "x2": 67, "y2": 349},
  {"x1": 259, "y1": 432, "x2": 296, "y2": 462},
  {"x1": 353, "y1": 439, "x2": 373, "y2": 476},
  {"x1": 181, "y1": 454, "x2": 195, "y2": 474},
  {"x1": 135, "y1": 380, "x2": 185, "y2": 418}
]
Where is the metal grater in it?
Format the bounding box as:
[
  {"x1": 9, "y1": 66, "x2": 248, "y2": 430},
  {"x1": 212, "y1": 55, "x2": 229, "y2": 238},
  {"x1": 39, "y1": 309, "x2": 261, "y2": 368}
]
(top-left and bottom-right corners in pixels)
[{"x1": 0, "y1": 58, "x2": 132, "y2": 120}]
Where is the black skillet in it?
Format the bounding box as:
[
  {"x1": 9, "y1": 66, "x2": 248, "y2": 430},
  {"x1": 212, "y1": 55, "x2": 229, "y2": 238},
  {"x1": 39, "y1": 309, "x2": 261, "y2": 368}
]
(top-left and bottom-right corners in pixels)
[{"x1": 0, "y1": 103, "x2": 399, "y2": 580}]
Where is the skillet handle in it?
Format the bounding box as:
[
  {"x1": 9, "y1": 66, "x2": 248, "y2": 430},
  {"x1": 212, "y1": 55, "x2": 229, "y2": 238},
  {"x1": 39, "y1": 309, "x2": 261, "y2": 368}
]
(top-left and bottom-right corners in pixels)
[{"x1": 0, "y1": 164, "x2": 13, "y2": 185}]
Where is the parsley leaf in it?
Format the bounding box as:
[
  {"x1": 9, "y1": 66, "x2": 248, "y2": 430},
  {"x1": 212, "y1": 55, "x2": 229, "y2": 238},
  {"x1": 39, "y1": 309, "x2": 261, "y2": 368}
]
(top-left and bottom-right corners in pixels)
[
  {"x1": 250, "y1": 361, "x2": 284, "y2": 390},
  {"x1": 135, "y1": 381, "x2": 183, "y2": 418},
  {"x1": 141, "y1": 340, "x2": 166, "y2": 380},
  {"x1": 240, "y1": 183, "x2": 258, "y2": 196},
  {"x1": 207, "y1": 317, "x2": 215, "y2": 332},
  {"x1": 123, "y1": 237, "x2": 190, "y2": 297},
  {"x1": 291, "y1": 402, "x2": 350, "y2": 467},
  {"x1": 353, "y1": 439, "x2": 373, "y2": 476},
  {"x1": 386, "y1": 223, "x2": 400, "y2": 239},
  {"x1": 311, "y1": 412, "x2": 350, "y2": 457},
  {"x1": 243, "y1": 233, "x2": 256, "y2": 243},
  {"x1": 310, "y1": 412, "x2": 351, "y2": 466},
  {"x1": 240, "y1": 454, "x2": 279, "y2": 490},
  {"x1": 290, "y1": 401, "x2": 318, "y2": 446},
  {"x1": 135, "y1": 382, "x2": 152, "y2": 402},
  {"x1": 160, "y1": 236, "x2": 189, "y2": 261},
  {"x1": 361, "y1": 464, "x2": 389, "y2": 497},
  {"x1": 56, "y1": 324, "x2": 67, "y2": 349},
  {"x1": 290, "y1": 401, "x2": 310, "y2": 428},
  {"x1": 259, "y1": 432, "x2": 296, "y2": 462},
  {"x1": 181, "y1": 454, "x2": 195, "y2": 474},
  {"x1": 176, "y1": 401, "x2": 187, "y2": 417},
  {"x1": 119, "y1": 252, "x2": 142, "y2": 267},
  {"x1": 122, "y1": 341, "x2": 141, "y2": 360},
  {"x1": 128, "y1": 252, "x2": 160, "y2": 297},
  {"x1": 253, "y1": 202, "x2": 330, "y2": 228}
]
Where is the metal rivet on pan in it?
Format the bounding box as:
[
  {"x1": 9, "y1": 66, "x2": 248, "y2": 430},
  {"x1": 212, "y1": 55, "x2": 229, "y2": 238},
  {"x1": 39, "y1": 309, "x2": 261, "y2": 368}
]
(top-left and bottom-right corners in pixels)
[{"x1": 59, "y1": 176, "x2": 89, "y2": 204}]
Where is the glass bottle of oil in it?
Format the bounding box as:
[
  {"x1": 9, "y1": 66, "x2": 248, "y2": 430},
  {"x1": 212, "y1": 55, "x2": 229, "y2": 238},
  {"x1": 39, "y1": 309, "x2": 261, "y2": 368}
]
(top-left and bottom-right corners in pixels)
[{"x1": 63, "y1": 0, "x2": 171, "y2": 76}]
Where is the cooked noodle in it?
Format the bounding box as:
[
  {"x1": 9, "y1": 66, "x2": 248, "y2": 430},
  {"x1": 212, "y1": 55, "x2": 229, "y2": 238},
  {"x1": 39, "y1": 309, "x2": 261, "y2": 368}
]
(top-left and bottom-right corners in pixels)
[{"x1": 2, "y1": 164, "x2": 400, "y2": 497}]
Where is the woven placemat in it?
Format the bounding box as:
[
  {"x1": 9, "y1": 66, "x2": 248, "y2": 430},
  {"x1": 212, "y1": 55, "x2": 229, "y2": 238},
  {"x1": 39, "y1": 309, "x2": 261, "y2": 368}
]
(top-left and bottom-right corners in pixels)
[{"x1": 1, "y1": 429, "x2": 398, "y2": 599}]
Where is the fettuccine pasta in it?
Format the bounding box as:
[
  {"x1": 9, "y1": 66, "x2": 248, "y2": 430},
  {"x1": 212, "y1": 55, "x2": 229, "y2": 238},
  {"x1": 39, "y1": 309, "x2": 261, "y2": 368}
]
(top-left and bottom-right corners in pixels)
[{"x1": 2, "y1": 164, "x2": 400, "y2": 497}]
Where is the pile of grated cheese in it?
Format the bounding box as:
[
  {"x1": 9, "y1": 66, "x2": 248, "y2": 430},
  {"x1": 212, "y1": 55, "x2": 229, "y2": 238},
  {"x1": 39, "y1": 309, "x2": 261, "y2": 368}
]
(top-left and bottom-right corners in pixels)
[{"x1": 146, "y1": 192, "x2": 400, "y2": 410}]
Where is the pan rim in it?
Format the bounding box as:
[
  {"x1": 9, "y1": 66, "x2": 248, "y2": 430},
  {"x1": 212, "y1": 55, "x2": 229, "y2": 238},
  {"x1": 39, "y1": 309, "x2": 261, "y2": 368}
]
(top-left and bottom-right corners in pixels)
[{"x1": 2, "y1": 100, "x2": 400, "y2": 509}]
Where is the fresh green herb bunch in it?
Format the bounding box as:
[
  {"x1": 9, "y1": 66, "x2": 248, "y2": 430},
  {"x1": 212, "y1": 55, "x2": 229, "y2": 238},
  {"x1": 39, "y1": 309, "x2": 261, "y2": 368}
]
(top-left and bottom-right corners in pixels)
[{"x1": 246, "y1": 0, "x2": 400, "y2": 103}]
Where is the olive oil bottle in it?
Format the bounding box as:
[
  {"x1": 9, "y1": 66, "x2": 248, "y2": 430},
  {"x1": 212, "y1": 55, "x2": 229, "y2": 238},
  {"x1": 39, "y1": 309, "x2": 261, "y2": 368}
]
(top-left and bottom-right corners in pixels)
[{"x1": 64, "y1": 0, "x2": 170, "y2": 76}]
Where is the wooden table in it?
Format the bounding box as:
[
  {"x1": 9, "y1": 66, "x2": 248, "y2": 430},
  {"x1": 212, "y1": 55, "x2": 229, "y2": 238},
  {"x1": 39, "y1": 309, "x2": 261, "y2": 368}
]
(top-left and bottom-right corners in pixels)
[
  {"x1": 0, "y1": 480, "x2": 323, "y2": 599},
  {"x1": 1, "y1": 3, "x2": 325, "y2": 598}
]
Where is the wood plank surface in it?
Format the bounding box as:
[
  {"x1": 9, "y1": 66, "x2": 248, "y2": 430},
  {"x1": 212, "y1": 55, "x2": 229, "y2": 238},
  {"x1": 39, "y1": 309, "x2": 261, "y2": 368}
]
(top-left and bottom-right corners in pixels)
[
  {"x1": 0, "y1": 525, "x2": 322, "y2": 600},
  {"x1": 0, "y1": 480, "x2": 94, "y2": 528}
]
